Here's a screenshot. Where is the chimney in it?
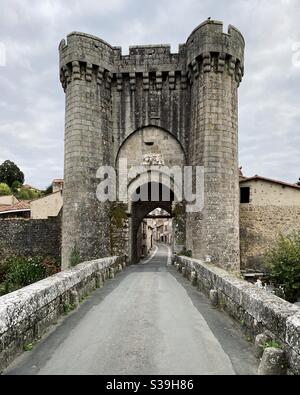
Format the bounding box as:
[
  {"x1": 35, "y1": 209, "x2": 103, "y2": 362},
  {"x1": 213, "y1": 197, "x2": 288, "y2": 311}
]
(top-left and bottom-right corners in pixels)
[{"x1": 52, "y1": 179, "x2": 64, "y2": 193}]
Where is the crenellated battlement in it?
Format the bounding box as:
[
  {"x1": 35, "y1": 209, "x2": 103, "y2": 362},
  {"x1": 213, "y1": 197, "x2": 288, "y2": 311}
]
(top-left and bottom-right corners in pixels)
[
  {"x1": 185, "y1": 20, "x2": 244, "y2": 84},
  {"x1": 59, "y1": 19, "x2": 245, "y2": 91}
]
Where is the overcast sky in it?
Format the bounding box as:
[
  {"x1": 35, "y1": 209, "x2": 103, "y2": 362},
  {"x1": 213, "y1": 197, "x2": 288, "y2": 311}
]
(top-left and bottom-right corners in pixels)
[{"x1": 0, "y1": 0, "x2": 299, "y2": 188}]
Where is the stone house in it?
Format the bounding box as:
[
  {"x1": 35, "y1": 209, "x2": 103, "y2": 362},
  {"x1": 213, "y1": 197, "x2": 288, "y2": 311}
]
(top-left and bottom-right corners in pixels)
[
  {"x1": 239, "y1": 175, "x2": 300, "y2": 270},
  {"x1": 30, "y1": 190, "x2": 63, "y2": 219},
  {"x1": 0, "y1": 195, "x2": 19, "y2": 207},
  {"x1": 136, "y1": 220, "x2": 154, "y2": 260},
  {"x1": 0, "y1": 180, "x2": 64, "y2": 220}
]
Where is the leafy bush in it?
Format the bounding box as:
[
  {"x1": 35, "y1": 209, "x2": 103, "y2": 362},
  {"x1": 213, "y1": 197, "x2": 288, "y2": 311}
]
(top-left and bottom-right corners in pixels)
[
  {"x1": 0, "y1": 183, "x2": 11, "y2": 196},
  {"x1": 16, "y1": 188, "x2": 41, "y2": 200},
  {"x1": 3, "y1": 256, "x2": 60, "y2": 294},
  {"x1": 11, "y1": 180, "x2": 22, "y2": 193},
  {"x1": 43, "y1": 184, "x2": 53, "y2": 195},
  {"x1": 264, "y1": 233, "x2": 300, "y2": 303},
  {"x1": 0, "y1": 260, "x2": 10, "y2": 283},
  {"x1": 179, "y1": 247, "x2": 192, "y2": 258}
]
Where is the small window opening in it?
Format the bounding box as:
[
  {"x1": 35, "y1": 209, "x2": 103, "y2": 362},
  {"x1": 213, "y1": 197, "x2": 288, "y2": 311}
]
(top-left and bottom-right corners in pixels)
[
  {"x1": 145, "y1": 141, "x2": 154, "y2": 146},
  {"x1": 240, "y1": 187, "x2": 250, "y2": 203}
]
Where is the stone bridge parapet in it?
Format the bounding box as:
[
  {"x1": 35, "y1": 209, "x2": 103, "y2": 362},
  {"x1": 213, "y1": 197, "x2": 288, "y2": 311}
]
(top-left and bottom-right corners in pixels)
[
  {"x1": 174, "y1": 255, "x2": 300, "y2": 375},
  {"x1": 0, "y1": 255, "x2": 127, "y2": 372}
]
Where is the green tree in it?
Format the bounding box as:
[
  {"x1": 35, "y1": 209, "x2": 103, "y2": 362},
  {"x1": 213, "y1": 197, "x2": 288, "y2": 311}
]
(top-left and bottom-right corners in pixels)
[
  {"x1": 264, "y1": 233, "x2": 300, "y2": 302},
  {"x1": 0, "y1": 160, "x2": 24, "y2": 187},
  {"x1": 0, "y1": 183, "x2": 11, "y2": 196},
  {"x1": 16, "y1": 187, "x2": 41, "y2": 200},
  {"x1": 11, "y1": 180, "x2": 22, "y2": 194},
  {"x1": 16, "y1": 188, "x2": 30, "y2": 200},
  {"x1": 43, "y1": 185, "x2": 53, "y2": 195}
]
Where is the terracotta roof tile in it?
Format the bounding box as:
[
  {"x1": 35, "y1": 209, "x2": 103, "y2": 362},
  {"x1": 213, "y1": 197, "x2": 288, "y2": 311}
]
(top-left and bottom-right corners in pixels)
[
  {"x1": 240, "y1": 175, "x2": 300, "y2": 190},
  {"x1": 0, "y1": 200, "x2": 30, "y2": 213}
]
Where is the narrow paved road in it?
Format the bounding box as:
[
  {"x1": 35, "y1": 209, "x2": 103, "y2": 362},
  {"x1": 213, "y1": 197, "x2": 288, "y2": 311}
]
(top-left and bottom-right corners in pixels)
[{"x1": 5, "y1": 245, "x2": 257, "y2": 375}]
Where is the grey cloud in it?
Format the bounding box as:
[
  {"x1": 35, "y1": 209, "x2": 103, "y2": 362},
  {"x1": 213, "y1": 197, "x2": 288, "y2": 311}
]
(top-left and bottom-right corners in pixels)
[{"x1": 0, "y1": 0, "x2": 299, "y2": 188}]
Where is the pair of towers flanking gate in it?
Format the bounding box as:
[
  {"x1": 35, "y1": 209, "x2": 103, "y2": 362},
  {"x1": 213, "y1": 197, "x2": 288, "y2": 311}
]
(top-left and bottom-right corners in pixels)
[{"x1": 59, "y1": 20, "x2": 245, "y2": 270}]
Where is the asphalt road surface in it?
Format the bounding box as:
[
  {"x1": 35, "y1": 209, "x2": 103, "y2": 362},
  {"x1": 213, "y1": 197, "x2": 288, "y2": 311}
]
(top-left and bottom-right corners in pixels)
[{"x1": 5, "y1": 244, "x2": 258, "y2": 375}]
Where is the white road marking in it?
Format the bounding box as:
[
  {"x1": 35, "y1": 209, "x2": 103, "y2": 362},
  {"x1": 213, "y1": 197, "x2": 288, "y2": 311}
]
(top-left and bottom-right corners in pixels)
[
  {"x1": 141, "y1": 245, "x2": 158, "y2": 265},
  {"x1": 166, "y1": 244, "x2": 172, "y2": 265}
]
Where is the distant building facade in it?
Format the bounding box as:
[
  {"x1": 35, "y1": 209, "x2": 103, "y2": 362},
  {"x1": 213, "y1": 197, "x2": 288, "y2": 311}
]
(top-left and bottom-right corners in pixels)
[
  {"x1": 0, "y1": 179, "x2": 63, "y2": 220},
  {"x1": 239, "y1": 175, "x2": 300, "y2": 271},
  {"x1": 30, "y1": 191, "x2": 63, "y2": 219}
]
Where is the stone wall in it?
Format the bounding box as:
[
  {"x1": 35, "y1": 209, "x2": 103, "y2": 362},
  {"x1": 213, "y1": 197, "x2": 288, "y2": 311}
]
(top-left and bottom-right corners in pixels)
[
  {"x1": 0, "y1": 255, "x2": 126, "y2": 372},
  {"x1": 174, "y1": 255, "x2": 300, "y2": 375},
  {"x1": 240, "y1": 179, "x2": 300, "y2": 206},
  {"x1": 240, "y1": 205, "x2": 300, "y2": 270},
  {"x1": 0, "y1": 216, "x2": 61, "y2": 262}
]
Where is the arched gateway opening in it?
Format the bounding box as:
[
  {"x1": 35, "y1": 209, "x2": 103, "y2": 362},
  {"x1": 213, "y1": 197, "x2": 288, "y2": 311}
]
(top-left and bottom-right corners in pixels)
[
  {"x1": 116, "y1": 126, "x2": 186, "y2": 263},
  {"x1": 130, "y1": 182, "x2": 175, "y2": 263}
]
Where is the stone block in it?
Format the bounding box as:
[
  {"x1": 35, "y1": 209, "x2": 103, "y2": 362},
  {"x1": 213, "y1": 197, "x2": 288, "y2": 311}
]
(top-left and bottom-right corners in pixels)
[
  {"x1": 209, "y1": 289, "x2": 219, "y2": 307},
  {"x1": 254, "y1": 333, "x2": 271, "y2": 359},
  {"x1": 258, "y1": 348, "x2": 287, "y2": 375},
  {"x1": 70, "y1": 290, "x2": 79, "y2": 308}
]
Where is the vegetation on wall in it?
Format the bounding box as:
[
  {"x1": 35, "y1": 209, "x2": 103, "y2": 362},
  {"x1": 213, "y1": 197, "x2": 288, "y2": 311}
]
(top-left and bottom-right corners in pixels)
[
  {"x1": 173, "y1": 203, "x2": 186, "y2": 247},
  {"x1": 264, "y1": 232, "x2": 300, "y2": 303},
  {"x1": 109, "y1": 203, "x2": 128, "y2": 256},
  {"x1": 110, "y1": 204, "x2": 128, "y2": 229},
  {"x1": 179, "y1": 247, "x2": 192, "y2": 258}
]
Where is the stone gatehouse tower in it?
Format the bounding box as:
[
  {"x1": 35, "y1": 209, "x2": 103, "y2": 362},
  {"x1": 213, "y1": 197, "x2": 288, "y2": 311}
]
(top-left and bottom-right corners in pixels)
[{"x1": 59, "y1": 20, "x2": 245, "y2": 270}]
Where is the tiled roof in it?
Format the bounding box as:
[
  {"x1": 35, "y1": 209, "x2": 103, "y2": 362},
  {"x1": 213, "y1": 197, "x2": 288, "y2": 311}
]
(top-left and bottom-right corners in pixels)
[
  {"x1": 0, "y1": 205, "x2": 10, "y2": 211},
  {"x1": 240, "y1": 175, "x2": 300, "y2": 190},
  {"x1": 0, "y1": 200, "x2": 30, "y2": 213}
]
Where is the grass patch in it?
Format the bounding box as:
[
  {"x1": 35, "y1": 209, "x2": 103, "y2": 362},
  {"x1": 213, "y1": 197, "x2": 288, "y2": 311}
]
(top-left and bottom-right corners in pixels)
[
  {"x1": 23, "y1": 343, "x2": 33, "y2": 352},
  {"x1": 63, "y1": 303, "x2": 75, "y2": 315},
  {"x1": 263, "y1": 340, "x2": 282, "y2": 349}
]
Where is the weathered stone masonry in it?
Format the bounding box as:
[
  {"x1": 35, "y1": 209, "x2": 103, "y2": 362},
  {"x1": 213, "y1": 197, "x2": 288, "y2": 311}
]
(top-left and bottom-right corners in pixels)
[
  {"x1": 0, "y1": 216, "x2": 61, "y2": 262},
  {"x1": 0, "y1": 255, "x2": 126, "y2": 372},
  {"x1": 174, "y1": 255, "x2": 300, "y2": 375},
  {"x1": 59, "y1": 20, "x2": 245, "y2": 270},
  {"x1": 240, "y1": 205, "x2": 300, "y2": 270}
]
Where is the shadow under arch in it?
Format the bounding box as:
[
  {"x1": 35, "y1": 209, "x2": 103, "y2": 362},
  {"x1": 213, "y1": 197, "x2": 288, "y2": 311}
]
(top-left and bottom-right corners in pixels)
[{"x1": 129, "y1": 180, "x2": 175, "y2": 264}]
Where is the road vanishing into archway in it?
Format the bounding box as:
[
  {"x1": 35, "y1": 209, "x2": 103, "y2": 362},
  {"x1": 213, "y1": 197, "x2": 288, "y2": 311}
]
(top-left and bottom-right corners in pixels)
[{"x1": 5, "y1": 245, "x2": 257, "y2": 375}]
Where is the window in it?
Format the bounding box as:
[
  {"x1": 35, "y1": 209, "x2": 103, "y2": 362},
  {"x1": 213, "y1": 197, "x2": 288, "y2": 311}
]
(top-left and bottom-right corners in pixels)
[{"x1": 240, "y1": 187, "x2": 250, "y2": 203}]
